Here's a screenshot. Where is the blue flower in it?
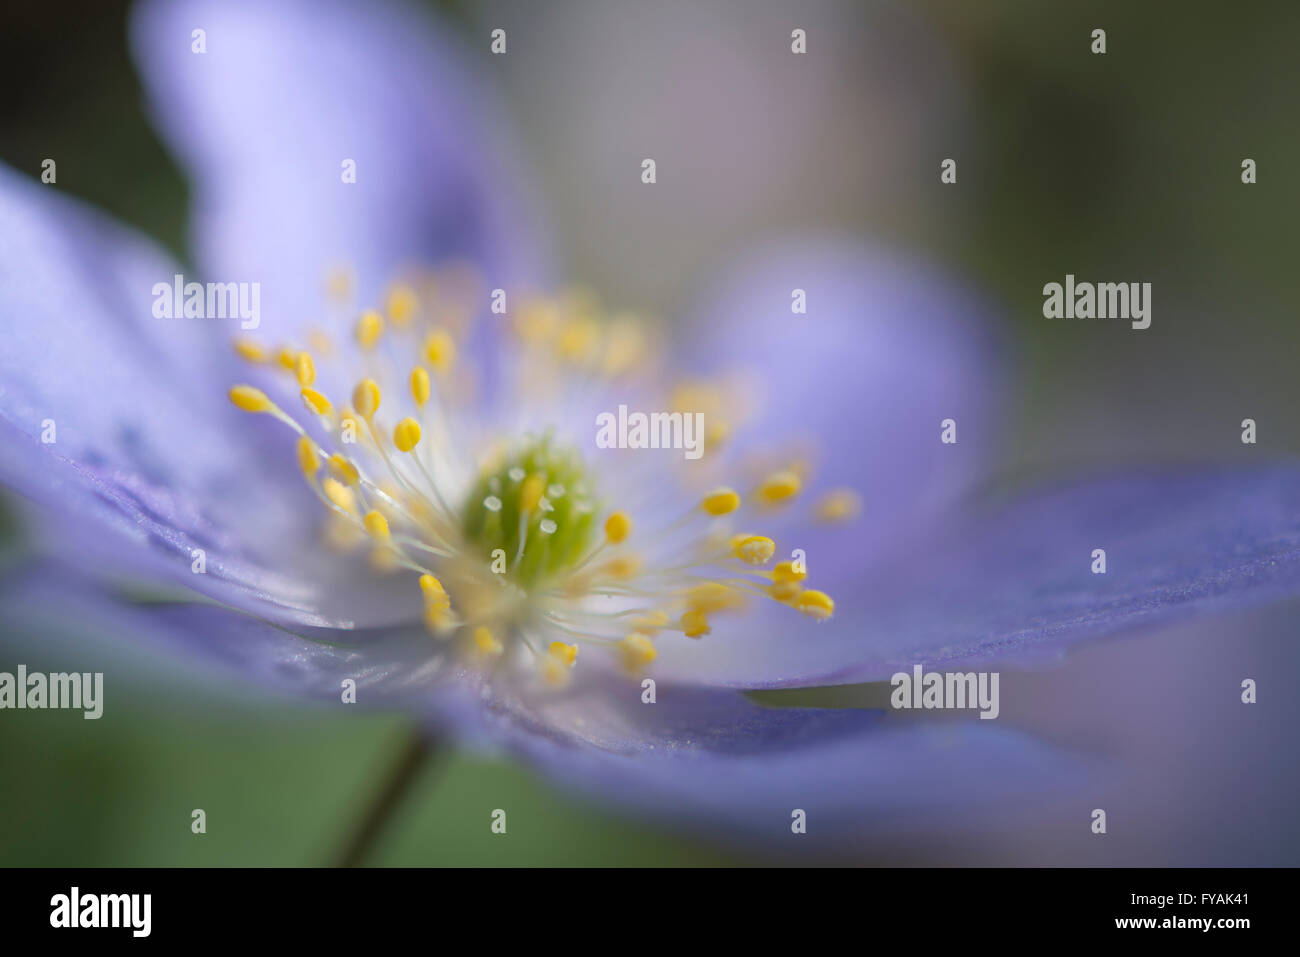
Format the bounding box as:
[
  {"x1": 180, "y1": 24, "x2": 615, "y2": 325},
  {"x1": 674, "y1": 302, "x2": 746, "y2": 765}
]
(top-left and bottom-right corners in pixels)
[{"x1": 1, "y1": 0, "x2": 1298, "y2": 853}]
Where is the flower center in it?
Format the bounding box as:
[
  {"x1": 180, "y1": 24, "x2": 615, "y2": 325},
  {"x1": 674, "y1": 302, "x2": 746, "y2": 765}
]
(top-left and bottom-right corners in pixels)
[
  {"x1": 459, "y1": 434, "x2": 598, "y2": 589},
  {"x1": 224, "y1": 268, "x2": 855, "y2": 688}
]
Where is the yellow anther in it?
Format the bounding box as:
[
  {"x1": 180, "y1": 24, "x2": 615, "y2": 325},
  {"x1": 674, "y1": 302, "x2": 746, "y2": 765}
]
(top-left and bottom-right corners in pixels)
[
  {"x1": 681, "y1": 608, "x2": 711, "y2": 638},
  {"x1": 228, "y1": 385, "x2": 272, "y2": 413},
  {"x1": 520, "y1": 473, "x2": 546, "y2": 513},
  {"x1": 386, "y1": 284, "x2": 418, "y2": 326},
  {"x1": 769, "y1": 561, "x2": 806, "y2": 600},
  {"x1": 321, "y1": 477, "x2": 357, "y2": 513},
  {"x1": 423, "y1": 328, "x2": 456, "y2": 373},
  {"x1": 755, "y1": 470, "x2": 802, "y2": 505},
  {"x1": 419, "y1": 575, "x2": 451, "y2": 614},
  {"x1": 619, "y1": 632, "x2": 657, "y2": 671},
  {"x1": 327, "y1": 453, "x2": 359, "y2": 486},
  {"x1": 275, "y1": 347, "x2": 299, "y2": 371},
  {"x1": 301, "y1": 387, "x2": 333, "y2": 416},
  {"x1": 410, "y1": 366, "x2": 431, "y2": 407},
  {"x1": 701, "y1": 487, "x2": 741, "y2": 516},
  {"x1": 734, "y1": 534, "x2": 776, "y2": 565},
  {"x1": 794, "y1": 589, "x2": 835, "y2": 621},
  {"x1": 556, "y1": 317, "x2": 600, "y2": 363},
  {"x1": 604, "y1": 511, "x2": 632, "y2": 544},
  {"x1": 424, "y1": 602, "x2": 455, "y2": 637},
  {"x1": 393, "y1": 417, "x2": 422, "y2": 453},
  {"x1": 473, "y1": 625, "x2": 503, "y2": 658},
  {"x1": 599, "y1": 554, "x2": 642, "y2": 579},
  {"x1": 232, "y1": 338, "x2": 268, "y2": 363},
  {"x1": 769, "y1": 580, "x2": 802, "y2": 601},
  {"x1": 548, "y1": 641, "x2": 579, "y2": 667},
  {"x1": 296, "y1": 436, "x2": 320, "y2": 476},
  {"x1": 294, "y1": 352, "x2": 316, "y2": 387},
  {"x1": 362, "y1": 510, "x2": 390, "y2": 543},
  {"x1": 352, "y1": 378, "x2": 381, "y2": 419},
  {"x1": 355, "y1": 310, "x2": 384, "y2": 351},
  {"x1": 630, "y1": 610, "x2": 670, "y2": 635},
  {"x1": 773, "y1": 560, "x2": 806, "y2": 583},
  {"x1": 815, "y1": 488, "x2": 862, "y2": 523},
  {"x1": 684, "y1": 582, "x2": 743, "y2": 613}
]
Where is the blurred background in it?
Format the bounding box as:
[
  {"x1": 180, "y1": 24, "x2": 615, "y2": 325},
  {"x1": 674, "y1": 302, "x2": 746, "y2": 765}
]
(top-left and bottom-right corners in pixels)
[{"x1": 1, "y1": 0, "x2": 1297, "y2": 865}]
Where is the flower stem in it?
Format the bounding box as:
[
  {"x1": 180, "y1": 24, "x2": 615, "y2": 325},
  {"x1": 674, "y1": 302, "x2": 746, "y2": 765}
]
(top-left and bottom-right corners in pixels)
[{"x1": 335, "y1": 727, "x2": 442, "y2": 867}]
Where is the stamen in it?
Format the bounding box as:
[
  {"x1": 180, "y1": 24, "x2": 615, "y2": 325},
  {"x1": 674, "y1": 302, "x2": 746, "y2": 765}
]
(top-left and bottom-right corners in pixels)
[
  {"x1": 733, "y1": 534, "x2": 776, "y2": 565},
  {"x1": 755, "y1": 469, "x2": 801, "y2": 506},
  {"x1": 423, "y1": 329, "x2": 456, "y2": 374},
  {"x1": 701, "y1": 487, "x2": 741, "y2": 515},
  {"x1": 542, "y1": 641, "x2": 579, "y2": 687},
  {"x1": 393, "y1": 417, "x2": 422, "y2": 453},
  {"x1": 769, "y1": 559, "x2": 806, "y2": 600},
  {"x1": 815, "y1": 488, "x2": 862, "y2": 523},
  {"x1": 618, "y1": 632, "x2": 657, "y2": 671},
  {"x1": 233, "y1": 338, "x2": 268, "y2": 363},
  {"x1": 549, "y1": 641, "x2": 579, "y2": 666},
  {"x1": 296, "y1": 436, "x2": 321, "y2": 476},
  {"x1": 327, "y1": 454, "x2": 360, "y2": 486},
  {"x1": 410, "y1": 366, "x2": 431, "y2": 408},
  {"x1": 604, "y1": 511, "x2": 632, "y2": 544},
  {"x1": 356, "y1": 310, "x2": 385, "y2": 351},
  {"x1": 321, "y1": 477, "x2": 358, "y2": 513},
  {"x1": 352, "y1": 378, "x2": 381, "y2": 419},
  {"x1": 681, "y1": 609, "x2": 711, "y2": 638},
  {"x1": 229, "y1": 385, "x2": 272, "y2": 413},
  {"x1": 295, "y1": 352, "x2": 316, "y2": 388},
  {"x1": 223, "y1": 267, "x2": 855, "y2": 686},
  {"x1": 793, "y1": 589, "x2": 835, "y2": 621},
  {"x1": 386, "y1": 284, "x2": 418, "y2": 326},
  {"x1": 473, "y1": 625, "x2": 503, "y2": 658},
  {"x1": 363, "y1": 510, "x2": 391, "y2": 543},
  {"x1": 630, "y1": 610, "x2": 670, "y2": 634},
  {"x1": 301, "y1": 387, "x2": 333, "y2": 416}
]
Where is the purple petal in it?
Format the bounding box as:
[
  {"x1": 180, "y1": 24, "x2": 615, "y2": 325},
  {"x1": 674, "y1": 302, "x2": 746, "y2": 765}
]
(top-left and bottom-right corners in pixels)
[
  {"x1": 442, "y1": 674, "x2": 1088, "y2": 846},
  {"x1": 650, "y1": 465, "x2": 1300, "y2": 688},
  {"x1": 3, "y1": 562, "x2": 1087, "y2": 846},
  {"x1": 130, "y1": 0, "x2": 547, "y2": 346},
  {"x1": 678, "y1": 236, "x2": 1008, "y2": 565},
  {"x1": 0, "y1": 562, "x2": 448, "y2": 703},
  {"x1": 0, "y1": 165, "x2": 419, "y2": 629}
]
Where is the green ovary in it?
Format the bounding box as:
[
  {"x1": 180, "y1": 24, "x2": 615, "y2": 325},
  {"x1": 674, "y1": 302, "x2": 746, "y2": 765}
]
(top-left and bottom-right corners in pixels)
[{"x1": 459, "y1": 433, "x2": 599, "y2": 588}]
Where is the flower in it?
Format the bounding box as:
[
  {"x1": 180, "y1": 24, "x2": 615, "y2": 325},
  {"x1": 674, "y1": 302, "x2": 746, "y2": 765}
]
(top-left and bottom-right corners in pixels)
[{"x1": 1, "y1": 0, "x2": 1299, "y2": 856}]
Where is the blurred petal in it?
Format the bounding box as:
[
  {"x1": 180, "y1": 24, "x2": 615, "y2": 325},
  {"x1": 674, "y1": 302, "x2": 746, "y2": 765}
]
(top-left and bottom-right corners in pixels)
[
  {"x1": 442, "y1": 675, "x2": 1088, "y2": 846},
  {"x1": 679, "y1": 237, "x2": 1007, "y2": 565},
  {"x1": 0, "y1": 165, "x2": 419, "y2": 629},
  {"x1": 0, "y1": 561, "x2": 444, "y2": 703},
  {"x1": 652, "y1": 466, "x2": 1300, "y2": 688},
  {"x1": 130, "y1": 0, "x2": 546, "y2": 347}
]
